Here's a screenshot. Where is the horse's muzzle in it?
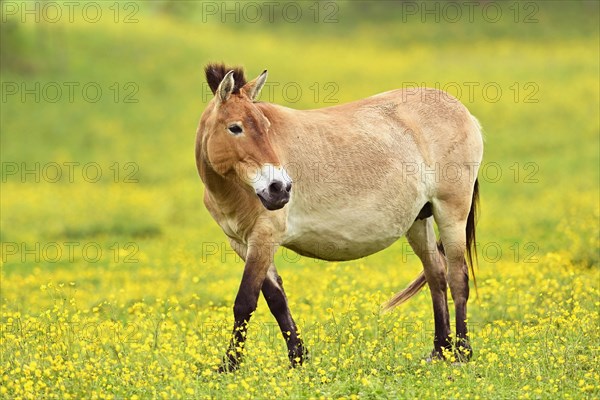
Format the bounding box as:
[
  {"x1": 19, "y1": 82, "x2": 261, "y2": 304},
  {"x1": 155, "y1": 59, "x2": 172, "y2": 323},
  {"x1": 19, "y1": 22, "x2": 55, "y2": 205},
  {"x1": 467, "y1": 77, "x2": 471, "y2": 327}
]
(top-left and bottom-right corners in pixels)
[{"x1": 256, "y1": 180, "x2": 292, "y2": 210}]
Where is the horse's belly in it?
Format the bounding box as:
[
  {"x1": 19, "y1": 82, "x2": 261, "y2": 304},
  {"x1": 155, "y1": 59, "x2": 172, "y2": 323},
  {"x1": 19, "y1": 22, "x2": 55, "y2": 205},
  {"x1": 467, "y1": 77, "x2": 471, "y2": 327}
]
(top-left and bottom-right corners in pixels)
[
  {"x1": 282, "y1": 205, "x2": 412, "y2": 261},
  {"x1": 283, "y1": 233, "x2": 396, "y2": 261}
]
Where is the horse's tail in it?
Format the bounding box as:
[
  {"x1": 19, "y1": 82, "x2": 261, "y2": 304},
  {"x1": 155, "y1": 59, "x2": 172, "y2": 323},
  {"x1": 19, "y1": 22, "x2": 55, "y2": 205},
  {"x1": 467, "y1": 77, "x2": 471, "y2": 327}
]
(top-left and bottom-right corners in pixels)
[
  {"x1": 382, "y1": 180, "x2": 480, "y2": 312},
  {"x1": 382, "y1": 271, "x2": 427, "y2": 312},
  {"x1": 382, "y1": 242, "x2": 444, "y2": 312},
  {"x1": 466, "y1": 178, "x2": 480, "y2": 296}
]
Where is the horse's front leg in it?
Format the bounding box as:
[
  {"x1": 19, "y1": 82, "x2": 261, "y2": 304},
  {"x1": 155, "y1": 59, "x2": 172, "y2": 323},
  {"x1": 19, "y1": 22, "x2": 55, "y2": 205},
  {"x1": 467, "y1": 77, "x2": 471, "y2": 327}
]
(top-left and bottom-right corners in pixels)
[
  {"x1": 262, "y1": 265, "x2": 307, "y2": 367},
  {"x1": 220, "y1": 239, "x2": 274, "y2": 372}
]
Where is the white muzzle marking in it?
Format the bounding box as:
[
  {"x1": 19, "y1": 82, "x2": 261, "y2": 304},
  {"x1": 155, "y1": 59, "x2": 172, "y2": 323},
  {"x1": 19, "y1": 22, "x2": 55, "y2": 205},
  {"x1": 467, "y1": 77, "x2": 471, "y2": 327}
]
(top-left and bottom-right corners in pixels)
[
  {"x1": 251, "y1": 164, "x2": 293, "y2": 211},
  {"x1": 251, "y1": 164, "x2": 292, "y2": 193}
]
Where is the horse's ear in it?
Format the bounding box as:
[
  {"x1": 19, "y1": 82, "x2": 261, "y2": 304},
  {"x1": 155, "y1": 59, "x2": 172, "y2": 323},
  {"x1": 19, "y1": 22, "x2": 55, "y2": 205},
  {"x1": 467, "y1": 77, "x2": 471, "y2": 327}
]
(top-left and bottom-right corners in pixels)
[
  {"x1": 216, "y1": 70, "x2": 235, "y2": 103},
  {"x1": 243, "y1": 70, "x2": 268, "y2": 101}
]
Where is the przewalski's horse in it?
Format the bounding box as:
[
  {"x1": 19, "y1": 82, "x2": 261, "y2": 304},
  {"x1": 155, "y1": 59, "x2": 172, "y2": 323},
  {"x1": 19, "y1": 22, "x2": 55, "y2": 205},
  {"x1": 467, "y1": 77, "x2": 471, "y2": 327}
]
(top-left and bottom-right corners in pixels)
[{"x1": 195, "y1": 64, "x2": 483, "y2": 371}]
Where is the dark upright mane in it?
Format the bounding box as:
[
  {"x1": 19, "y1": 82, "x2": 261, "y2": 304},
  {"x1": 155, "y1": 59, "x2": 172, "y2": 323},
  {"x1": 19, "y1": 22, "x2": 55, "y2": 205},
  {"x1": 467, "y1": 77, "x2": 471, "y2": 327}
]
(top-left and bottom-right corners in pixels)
[{"x1": 205, "y1": 63, "x2": 247, "y2": 95}]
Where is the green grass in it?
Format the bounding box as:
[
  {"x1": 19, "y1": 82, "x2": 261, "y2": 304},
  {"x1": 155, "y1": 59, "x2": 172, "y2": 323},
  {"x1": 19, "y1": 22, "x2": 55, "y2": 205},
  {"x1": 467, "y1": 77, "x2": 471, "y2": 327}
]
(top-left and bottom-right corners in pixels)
[{"x1": 1, "y1": 1, "x2": 599, "y2": 398}]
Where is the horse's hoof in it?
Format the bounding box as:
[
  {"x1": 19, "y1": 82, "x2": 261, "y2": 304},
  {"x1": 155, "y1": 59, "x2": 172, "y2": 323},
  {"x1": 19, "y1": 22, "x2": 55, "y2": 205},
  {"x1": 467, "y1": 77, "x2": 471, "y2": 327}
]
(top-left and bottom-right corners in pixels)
[
  {"x1": 218, "y1": 363, "x2": 238, "y2": 373},
  {"x1": 289, "y1": 346, "x2": 309, "y2": 368},
  {"x1": 424, "y1": 349, "x2": 445, "y2": 363},
  {"x1": 218, "y1": 355, "x2": 241, "y2": 373},
  {"x1": 454, "y1": 343, "x2": 472, "y2": 363}
]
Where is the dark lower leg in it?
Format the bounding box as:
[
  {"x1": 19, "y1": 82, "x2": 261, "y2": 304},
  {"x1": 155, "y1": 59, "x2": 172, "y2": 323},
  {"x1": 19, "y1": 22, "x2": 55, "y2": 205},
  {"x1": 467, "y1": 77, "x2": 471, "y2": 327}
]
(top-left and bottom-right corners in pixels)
[
  {"x1": 429, "y1": 288, "x2": 452, "y2": 358},
  {"x1": 438, "y1": 219, "x2": 474, "y2": 362},
  {"x1": 220, "y1": 284, "x2": 260, "y2": 372},
  {"x1": 406, "y1": 220, "x2": 451, "y2": 359},
  {"x1": 424, "y1": 262, "x2": 452, "y2": 358},
  {"x1": 453, "y1": 265, "x2": 471, "y2": 360},
  {"x1": 262, "y1": 271, "x2": 306, "y2": 366},
  {"x1": 220, "y1": 244, "x2": 275, "y2": 372}
]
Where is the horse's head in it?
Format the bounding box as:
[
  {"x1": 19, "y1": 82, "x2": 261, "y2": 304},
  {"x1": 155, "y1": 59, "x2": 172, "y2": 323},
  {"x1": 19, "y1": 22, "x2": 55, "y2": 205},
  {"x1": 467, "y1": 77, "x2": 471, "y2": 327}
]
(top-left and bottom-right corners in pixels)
[{"x1": 198, "y1": 64, "x2": 292, "y2": 211}]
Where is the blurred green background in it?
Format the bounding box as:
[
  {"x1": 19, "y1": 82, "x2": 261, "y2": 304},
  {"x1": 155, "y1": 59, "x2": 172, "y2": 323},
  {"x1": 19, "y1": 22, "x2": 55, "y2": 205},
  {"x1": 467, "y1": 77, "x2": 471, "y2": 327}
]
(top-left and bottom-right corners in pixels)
[{"x1": 1, "y1": 0, "x2": 598, "y2": 264}]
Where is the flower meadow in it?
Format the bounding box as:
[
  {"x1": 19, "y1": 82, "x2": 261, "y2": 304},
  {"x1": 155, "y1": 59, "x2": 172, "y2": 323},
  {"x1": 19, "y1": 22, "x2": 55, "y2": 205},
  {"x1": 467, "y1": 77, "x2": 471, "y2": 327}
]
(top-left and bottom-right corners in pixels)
[
  {"x1": 1, "y1": 233, "x2": 599, "y2": 398},
  {"x1": 1, "y1": 2, "x2": 599, "y2": 399}
]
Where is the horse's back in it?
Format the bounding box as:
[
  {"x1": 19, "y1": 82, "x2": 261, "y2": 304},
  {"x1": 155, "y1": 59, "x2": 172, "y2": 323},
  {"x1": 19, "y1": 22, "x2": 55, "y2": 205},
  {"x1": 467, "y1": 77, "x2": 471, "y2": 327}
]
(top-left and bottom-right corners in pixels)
[
  {"x1": 344, "y1": 88, "x2": 484, "y2": 193},
  {"x1": 288, "y1": 87, "x2": 483, "y2": 185}
]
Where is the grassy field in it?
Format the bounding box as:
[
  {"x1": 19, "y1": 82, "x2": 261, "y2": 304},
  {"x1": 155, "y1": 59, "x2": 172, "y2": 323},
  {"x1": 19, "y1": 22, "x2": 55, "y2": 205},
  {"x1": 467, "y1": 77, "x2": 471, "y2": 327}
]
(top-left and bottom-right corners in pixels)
[{"x1": 1, "y1": 1, "x2": 599, "y2": 398}]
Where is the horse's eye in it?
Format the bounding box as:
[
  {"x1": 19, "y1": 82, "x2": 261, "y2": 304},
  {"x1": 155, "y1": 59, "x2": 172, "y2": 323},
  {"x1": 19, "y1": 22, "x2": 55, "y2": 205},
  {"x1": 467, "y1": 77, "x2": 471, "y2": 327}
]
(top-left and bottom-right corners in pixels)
[{"x1": 227, "y1": 124, "x2": 243, "y2": 135}]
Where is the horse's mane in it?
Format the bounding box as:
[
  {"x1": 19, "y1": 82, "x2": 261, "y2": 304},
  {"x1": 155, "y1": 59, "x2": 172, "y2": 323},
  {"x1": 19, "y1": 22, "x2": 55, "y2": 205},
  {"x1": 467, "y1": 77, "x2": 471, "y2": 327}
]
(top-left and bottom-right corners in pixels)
[{"x1": 205, "y1": 63, "x2": 247, "y2": 95}]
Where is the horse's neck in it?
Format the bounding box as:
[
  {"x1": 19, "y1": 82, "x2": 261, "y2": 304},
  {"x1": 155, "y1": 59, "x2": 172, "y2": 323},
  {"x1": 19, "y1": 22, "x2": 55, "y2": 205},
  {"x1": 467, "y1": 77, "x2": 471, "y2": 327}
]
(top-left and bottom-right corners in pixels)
[
  {"x1": 200, "y1": 157, "x2": 249, "y2": 211},
  {"x1": 261, "y1": 104, "x2": 335, "y2": 166},
  {"x1": 200, "y1": 157, "x2": 265, "y2": 243},
  {"x1": 259, "y1": 103, "x2": 311, "y2": 156}
]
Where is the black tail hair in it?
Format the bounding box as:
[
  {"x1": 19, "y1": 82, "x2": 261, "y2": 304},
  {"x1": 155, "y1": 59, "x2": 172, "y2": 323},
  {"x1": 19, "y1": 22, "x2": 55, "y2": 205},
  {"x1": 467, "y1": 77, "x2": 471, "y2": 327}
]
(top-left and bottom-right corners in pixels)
[{"x1": 466, "y1": 179, "x2": 479, "y2": 294}]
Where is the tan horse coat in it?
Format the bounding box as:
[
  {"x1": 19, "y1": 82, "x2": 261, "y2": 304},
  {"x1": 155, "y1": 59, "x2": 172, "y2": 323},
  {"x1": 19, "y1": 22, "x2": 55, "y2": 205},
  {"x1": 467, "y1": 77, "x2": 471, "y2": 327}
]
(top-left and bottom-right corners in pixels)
[{"x1": 196, "y1": 64, "x2": 483, "y2": 370}]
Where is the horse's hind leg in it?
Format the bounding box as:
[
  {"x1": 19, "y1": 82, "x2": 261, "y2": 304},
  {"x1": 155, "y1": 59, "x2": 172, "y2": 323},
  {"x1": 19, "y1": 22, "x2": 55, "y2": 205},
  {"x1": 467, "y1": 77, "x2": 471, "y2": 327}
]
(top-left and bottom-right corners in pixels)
[
  {"x1": 406, "y1": 218, "x2": 451, "y2": 359},
  {"x1": 262, "y1": 265, "x2": 307, "y2": 366},
  {"x1": 433, "y1": 199, "x2": 472, "y2": 361}
]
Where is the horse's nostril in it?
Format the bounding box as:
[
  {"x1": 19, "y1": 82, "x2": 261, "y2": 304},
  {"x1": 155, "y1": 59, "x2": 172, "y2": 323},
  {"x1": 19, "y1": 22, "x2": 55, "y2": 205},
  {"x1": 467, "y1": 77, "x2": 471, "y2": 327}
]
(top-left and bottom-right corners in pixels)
[
  {"x1": 285, "y1": 182, "x2": 292, "y2": 193},
  {"x1": 269, "y1": 181, "x2": 283, "y2": 194}
]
